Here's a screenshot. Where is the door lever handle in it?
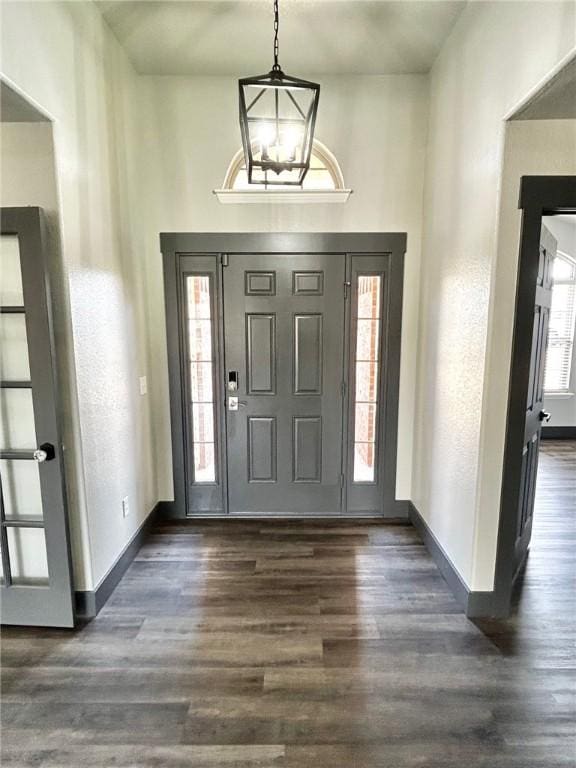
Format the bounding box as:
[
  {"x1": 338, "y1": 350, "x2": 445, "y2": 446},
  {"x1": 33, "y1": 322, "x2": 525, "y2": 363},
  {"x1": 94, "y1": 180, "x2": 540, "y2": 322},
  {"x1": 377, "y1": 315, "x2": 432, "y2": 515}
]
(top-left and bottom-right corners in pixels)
[
  {"x1": 539, "y1": 410, "x2": 551, "y2": 423},
  {"x1": 228, "y1": 397, "x2": 247, "y2": 411},
  {"x1": 33, "y1": 443, "x2": 56, "y2": 462}
]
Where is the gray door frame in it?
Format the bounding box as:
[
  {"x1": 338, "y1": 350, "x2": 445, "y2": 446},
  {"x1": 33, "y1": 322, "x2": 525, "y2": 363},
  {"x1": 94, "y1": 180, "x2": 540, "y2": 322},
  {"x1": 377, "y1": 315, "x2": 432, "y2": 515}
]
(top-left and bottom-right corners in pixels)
[
  {"x1": 161, "y1": 233, "x2": 406, "y2": 519},
  {"x1": 494, "y1": 176, "x2": 576, "y2": 617},
  {"x1": 1, "y1": 207, "x2": 75, "y2": 627}
]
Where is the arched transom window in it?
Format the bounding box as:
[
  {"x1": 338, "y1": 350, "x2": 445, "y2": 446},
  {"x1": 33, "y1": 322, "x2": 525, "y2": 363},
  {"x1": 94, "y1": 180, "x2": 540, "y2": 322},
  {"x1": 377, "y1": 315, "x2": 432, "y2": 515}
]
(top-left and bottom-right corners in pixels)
[{"x1": 215, "y1": 140, "x2": 351, "y2": 203}]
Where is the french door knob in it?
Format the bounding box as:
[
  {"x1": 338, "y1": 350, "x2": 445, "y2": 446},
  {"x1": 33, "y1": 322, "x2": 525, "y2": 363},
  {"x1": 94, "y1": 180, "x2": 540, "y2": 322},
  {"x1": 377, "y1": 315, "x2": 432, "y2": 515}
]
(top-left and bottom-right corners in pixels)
[
  {"x1": 33, "y1": 443, "x2": 56, "y2": 462},
  {"x1": 539, "y1": 410, "x2": 551, "y2": 423}
]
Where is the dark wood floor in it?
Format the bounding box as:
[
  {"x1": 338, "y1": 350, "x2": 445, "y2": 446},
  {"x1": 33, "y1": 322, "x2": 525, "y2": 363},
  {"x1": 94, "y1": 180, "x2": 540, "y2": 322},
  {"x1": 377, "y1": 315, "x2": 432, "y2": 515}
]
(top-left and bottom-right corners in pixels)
[{"x1": 2, "y1": 442, "x2": 575, "y2": 767}]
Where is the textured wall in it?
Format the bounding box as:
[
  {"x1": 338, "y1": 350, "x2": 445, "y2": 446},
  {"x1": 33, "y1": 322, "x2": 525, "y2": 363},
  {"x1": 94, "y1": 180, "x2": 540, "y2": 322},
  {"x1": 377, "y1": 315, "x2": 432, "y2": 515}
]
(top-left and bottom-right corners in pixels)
[
  {"x1": 0, "y1": 122, "x2": 89, "y2": 584},
  {"x1": 413, "y1": 1, "x2": 576, "y2": 590},
  {"x1": 3, "y1": 0, "x2": 574, "y2": 599},
  {"x1": 136, "y1": 74, "x2": 430, "y2": 503},
  {"x1": 475, "y1": 119, "x2": 576, "y2": 589},
  {"x1": 0, "y1": 2, "x2": 157, "y2": 590}
]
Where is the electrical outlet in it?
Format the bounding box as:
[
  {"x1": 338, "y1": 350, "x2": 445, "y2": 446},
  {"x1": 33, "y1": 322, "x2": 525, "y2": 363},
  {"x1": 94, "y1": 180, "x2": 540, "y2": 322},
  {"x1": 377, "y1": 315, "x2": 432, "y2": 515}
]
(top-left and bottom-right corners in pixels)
[
  {"x1": 139, "y1": 376, "x2": 147, "y2": 395},
  {"x1": 122, "y1": 496, "x2": 130, "y2": 518}
]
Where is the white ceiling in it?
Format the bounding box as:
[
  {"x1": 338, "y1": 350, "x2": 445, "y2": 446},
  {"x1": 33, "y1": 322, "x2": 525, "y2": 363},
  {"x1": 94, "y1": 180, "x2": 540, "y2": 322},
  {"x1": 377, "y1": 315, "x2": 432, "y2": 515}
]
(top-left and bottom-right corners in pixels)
[
  {"x1": 97, "y1": 0, "x2": 467, "y2": 76},
  {"x1": 513, "y1": 56, "x2": 576, "y2": 120}
]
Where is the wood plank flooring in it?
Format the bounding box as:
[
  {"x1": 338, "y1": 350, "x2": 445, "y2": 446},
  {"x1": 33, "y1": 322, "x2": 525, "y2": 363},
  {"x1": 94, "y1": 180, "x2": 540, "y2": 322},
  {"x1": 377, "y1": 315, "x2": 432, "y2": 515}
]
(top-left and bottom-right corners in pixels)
[{"x1": 2, "y1": 441, "x2": 575, "y2": 766}]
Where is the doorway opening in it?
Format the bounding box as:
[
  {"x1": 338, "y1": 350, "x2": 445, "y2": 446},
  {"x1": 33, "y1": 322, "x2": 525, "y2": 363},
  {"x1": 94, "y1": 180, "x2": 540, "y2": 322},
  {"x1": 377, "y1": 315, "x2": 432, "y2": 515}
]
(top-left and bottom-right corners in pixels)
[
  {"x1": 514, "y1": 213, "x2": 576, "y2": 616},
  {"x1": 496, "y1": 178, "x2": 576, "y2": 617},
  {"x1": 162, "y1": 233, "x2": 405, "y2": 519},
  {"x1": 0, "y1": 79, "x2": 75, "y2": 627}
]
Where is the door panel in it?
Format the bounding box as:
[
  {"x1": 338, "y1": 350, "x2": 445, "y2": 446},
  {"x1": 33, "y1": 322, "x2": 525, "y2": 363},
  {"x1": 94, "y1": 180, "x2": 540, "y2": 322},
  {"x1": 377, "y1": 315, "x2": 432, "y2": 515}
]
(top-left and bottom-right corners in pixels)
[
  {"x1": 294, "y1": 314, "x2": 323, "y2": 393},
  {"x1": 247, "y1": 416, "x2": 277, "y2": 482},
  {"x1": 0, "y1": 208, "x2": 74, "y2": 627},
  {"x1": 513, "y1": 225, "x2": 556, "y2": 576},
  {"x1": 223, "y1": 253, "x2": 345, "y2": 514},
  {"x1": 246, "y1": 313, "x2": 276, "y2": 393},
  {"x1": 293, "y1": 416, "x2": 322, "y2": 482}
]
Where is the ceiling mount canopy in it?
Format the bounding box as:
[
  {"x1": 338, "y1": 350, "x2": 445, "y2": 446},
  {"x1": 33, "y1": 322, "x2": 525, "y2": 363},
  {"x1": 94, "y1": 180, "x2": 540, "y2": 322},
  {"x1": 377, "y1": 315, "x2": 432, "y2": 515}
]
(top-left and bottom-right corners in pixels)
[{"x1": 238, "y1": 0, "x2": 320, "y2": 186}]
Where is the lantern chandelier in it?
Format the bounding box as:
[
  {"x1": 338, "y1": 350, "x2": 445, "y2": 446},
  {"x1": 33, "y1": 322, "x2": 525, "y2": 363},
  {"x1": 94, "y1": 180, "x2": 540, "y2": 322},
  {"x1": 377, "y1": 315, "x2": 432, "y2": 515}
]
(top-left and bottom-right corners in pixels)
[{"x1": 238, "y1": 0, "x2": 320, "y2": 186}]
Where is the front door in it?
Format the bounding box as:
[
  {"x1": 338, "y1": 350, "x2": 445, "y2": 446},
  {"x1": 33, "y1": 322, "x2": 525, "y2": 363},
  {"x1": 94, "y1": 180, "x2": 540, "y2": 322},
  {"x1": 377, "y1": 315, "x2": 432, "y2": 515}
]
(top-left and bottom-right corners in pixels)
[
  {"x1": 0, "y1": 208, "x2": 74, "y2": 627},
  {"x1": 512, "y1": 224, "x2": 556, "y2": 577},
  {"x1": 223, "y1": 253, "x2": 345, "y2": 514},
  {"x1": 163, "y1": 233, "x2": 405, "y2": 519}
]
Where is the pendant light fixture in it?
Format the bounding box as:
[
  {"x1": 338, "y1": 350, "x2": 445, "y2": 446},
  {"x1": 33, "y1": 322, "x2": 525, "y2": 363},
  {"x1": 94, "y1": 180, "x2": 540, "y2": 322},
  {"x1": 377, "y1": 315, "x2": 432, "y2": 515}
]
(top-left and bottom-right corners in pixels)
[{"x1": 238, "y1": 0, "x2": 320, "y2": 186}]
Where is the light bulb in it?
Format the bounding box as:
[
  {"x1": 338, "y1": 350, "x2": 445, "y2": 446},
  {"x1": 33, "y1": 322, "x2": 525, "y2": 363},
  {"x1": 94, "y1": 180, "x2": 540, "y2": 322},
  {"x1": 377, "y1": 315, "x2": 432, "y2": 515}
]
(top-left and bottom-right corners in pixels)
[
  {"x1": 258, "y1": 123, "x2": 275, "y2": 145},
  {"x1": 282, "y1": 126, "x2": 302, "y2": 162}
]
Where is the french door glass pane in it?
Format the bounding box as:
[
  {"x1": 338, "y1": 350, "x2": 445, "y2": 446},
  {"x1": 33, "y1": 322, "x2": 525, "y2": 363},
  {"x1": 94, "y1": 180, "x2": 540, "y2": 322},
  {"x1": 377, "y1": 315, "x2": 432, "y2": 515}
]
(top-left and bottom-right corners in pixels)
[
  {"x1": 355, "y1": 361, "x2": 378, "y2": 402},
  {"x1": 356, "y1": 320, "x2": 380, "y2": 361},
  {"x1": 354, "y1": 403, "x2": 377, "y2": 443},
  {"x1": 0, "y1": 459, "x2": 43, "y2": 521},
  {"x1": 188, "y1": 320, "x2": 213, "y2": 361},
  {"x1": 187, "y1": 276, "x2": 211, "y2": 319},
  {"x1": 354, "y1": 443, "x2": 376, "y2": 483},
  {"x1": 353, "y1": 275, "x2": 382, "y2": 483},
  {"x1": 0, "y1": 235, "x2": 24, "y2": 305},
  {"x1": 186, "y1": 275, "x2": 216, "y2": 484},
  {"x1": 192, "y1": 403, "x2": 215, "y2": 443},
  {"x1": 0, "y1": 314, "x2": 31, "y2": 381},
  {"x1": 194, "y1": 443, "x2": 216, "y2": 483},
  {"x1": 6, "y1": 526, "x2": 49, "y2": 585},
  {"x1": 0, "y1": 388, "x2": 36, "y2": 449},
  {"x1": 357, "y1": 276, "x2": 381, "y2": 319},
  {"x1": 190, "y1": 362, "x2": 214, "y2": 402}
]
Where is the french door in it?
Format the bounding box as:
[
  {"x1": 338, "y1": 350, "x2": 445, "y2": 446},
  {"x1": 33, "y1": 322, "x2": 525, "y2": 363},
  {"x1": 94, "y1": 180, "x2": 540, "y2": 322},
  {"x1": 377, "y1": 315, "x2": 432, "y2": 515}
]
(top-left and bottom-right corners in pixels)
[
  {"x1": 0, "y1": 208, "x2": 74, "y2": 627},
  {"x1": 162, "y1": 234, "x2": 404, "y2": 518}
]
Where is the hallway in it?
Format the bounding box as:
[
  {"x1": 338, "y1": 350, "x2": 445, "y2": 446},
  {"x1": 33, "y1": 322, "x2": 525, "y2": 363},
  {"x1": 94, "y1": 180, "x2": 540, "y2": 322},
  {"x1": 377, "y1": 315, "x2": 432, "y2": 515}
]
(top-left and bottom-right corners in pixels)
[{"x1": 1, "y1": 443, "x2": 574, "y2": 767}]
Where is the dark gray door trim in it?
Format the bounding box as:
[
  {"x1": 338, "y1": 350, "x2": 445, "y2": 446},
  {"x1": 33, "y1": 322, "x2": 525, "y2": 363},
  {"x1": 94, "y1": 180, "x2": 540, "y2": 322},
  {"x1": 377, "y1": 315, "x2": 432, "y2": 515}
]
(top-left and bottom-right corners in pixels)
[
  {"x1": 161, "y1": 233, "x2": 406, "y2": 519},
  {"x1": 0, "y1": 207, "x2": 75, "y2": 627},
  {"x1": 494, "y1": 176, "x2": 576, "y2": 617}
]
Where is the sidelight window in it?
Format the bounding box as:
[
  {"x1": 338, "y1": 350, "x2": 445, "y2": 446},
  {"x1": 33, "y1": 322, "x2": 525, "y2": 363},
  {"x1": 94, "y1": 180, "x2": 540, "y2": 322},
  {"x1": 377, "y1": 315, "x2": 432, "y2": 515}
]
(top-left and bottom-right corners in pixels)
[
  {"x1": 353, "y1": 275, "x2": 382, "y2": 483},
  {"x1": 186, "y1": 275, "x2": 216, "y2": 483}
]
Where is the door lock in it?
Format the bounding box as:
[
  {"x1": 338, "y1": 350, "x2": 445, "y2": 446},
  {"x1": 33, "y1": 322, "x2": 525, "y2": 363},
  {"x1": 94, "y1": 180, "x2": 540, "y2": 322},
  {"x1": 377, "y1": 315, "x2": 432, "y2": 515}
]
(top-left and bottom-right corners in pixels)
[{"x1": 227, "y1": 371, "x2": 238, "y2": 391}]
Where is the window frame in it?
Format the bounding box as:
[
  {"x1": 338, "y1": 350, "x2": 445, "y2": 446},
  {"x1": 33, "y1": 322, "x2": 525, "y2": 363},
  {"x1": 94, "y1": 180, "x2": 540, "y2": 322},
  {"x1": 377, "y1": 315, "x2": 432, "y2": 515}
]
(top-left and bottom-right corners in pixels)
[
  {"x1": 544, "y1": 249, "x2": 576, "y2": 395},
  {"x1": 214, "y1": 139, "x2": 352, "y2": 204}
]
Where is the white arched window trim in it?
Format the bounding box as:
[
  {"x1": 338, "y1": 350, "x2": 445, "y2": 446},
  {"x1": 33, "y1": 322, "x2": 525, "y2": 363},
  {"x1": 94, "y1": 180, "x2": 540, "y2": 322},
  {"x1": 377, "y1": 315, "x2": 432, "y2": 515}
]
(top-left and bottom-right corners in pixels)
[{"x1": 214, "y1": 139, "x2": 352, "y2": 204}]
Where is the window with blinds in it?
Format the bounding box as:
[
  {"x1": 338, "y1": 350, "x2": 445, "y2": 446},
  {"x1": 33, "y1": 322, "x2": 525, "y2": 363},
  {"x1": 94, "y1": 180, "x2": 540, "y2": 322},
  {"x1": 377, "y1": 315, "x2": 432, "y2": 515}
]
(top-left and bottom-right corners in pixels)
[{"x1": 544, "y1": 251, "x2": 576, "y2": 393}]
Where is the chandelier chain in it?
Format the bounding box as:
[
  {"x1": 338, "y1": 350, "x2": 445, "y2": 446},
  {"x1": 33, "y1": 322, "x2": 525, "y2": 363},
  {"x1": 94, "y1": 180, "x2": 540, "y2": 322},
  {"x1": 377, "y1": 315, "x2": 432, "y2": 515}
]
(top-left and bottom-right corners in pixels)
[{"x1": 273, "y1": 0, "x2": 280, "y2": 71}]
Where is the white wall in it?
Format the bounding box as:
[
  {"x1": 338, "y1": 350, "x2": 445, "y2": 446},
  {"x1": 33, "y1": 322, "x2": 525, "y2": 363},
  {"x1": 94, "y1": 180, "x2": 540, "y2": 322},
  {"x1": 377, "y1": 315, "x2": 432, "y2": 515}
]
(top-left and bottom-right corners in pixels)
[
  {"x1": 413, "y1": 1, "x2": 576, "y2": 590},
  {"x1": 476, "y1": 121, "x2": 576, "y2": 589},
  {"x1": 137, "y1": 74, "x2": 429, "y2": 503},
  {"x1": 1, "y1": 3, "x2": 428, "y2": 594},
  {"x1": 543, "y1": 214, "x2": 576, "y2": 427},
  {"x1": 0, "y1": 123, "x2": 57, "y2": 209},
  {"x1": 0, "y1": 122, "x2": 88, "y2": 584},
  {"x1": 0, "y1": 2, "x2": 157, "y2": 590},
  {"x1": 3, "y1": 0, "x2": 574, "y2": 602}
]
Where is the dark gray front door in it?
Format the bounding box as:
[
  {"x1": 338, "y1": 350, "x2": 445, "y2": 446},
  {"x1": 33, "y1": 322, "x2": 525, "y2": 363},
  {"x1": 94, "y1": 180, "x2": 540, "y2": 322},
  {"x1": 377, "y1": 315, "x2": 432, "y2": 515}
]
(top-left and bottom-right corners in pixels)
[
  {"x1": 223, "y1": 253, "x2": 346, "y2": 514},
  {"x1": 0, "y1": 208, "x2": 74, "y2": 627},
  {"x1": 513, "y1": 224, "x2": 556, "y2": 576}
]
